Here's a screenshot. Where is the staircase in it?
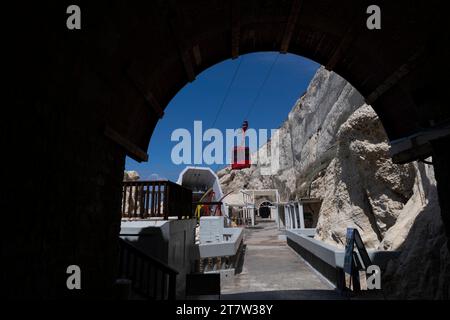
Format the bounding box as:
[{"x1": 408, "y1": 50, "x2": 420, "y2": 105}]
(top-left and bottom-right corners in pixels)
[{"x1": 117, "y1": 238, "x2": 178, "y2": 300}]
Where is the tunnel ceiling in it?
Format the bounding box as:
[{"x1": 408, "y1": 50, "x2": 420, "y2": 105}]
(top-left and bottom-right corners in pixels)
[{"x1": 19, "y1": 0, "x2": 449, "y2": 162}]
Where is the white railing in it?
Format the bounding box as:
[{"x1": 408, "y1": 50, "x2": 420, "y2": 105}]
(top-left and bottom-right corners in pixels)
[
  {"x1": 279, "y1": 201, "x2": 305, "y2": 230},
  {"x1": 240, "y1": 190, "x2": 255, "y2": 226}
]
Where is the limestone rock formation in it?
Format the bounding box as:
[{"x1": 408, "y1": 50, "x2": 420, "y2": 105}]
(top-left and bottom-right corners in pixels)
[
  {"x1": 124, "y1": 170, "x2": 140, "y2": 181},
  {"x1": 381, "y1": 161, "x2": 450, "y2": 299},
  {"x1": 218, "y1": 68, "x2": 417, "y2": 249},
  {"x1": 218, "y1": 66, "x2": 365, "y2": 200},
  {"x1": 217, "y1": 66, "x2": 449, "y2": 298},
  {"x1": 312, "y1": 105, "x2": 415, "y2": 249}
]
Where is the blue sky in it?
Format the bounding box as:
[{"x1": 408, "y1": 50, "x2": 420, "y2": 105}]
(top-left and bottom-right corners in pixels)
[{"x1": 125, "y1": 52, "x2": 320, "y2": 181}]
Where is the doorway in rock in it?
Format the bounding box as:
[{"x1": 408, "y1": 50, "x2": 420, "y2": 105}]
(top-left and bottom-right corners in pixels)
[{"x1": 258, "y1": 202, "x2": 272, "y2": 219}]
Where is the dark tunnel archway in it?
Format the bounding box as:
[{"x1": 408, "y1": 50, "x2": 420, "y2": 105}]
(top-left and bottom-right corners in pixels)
[
  {"x1": 8, "y1": 0, "x2": 450, "y2": 298},
  {"x1": 258, "y1": 201, "x2": 273, "y2": 219}
]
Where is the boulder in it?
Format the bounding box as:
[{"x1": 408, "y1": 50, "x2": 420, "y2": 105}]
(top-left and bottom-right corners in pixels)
[
  {"x1": 312, "y1": 105, "x2": 415, "y2": 249},
  {"x1": 123, "y1": 170, "x2": 140, "y2": 181}
]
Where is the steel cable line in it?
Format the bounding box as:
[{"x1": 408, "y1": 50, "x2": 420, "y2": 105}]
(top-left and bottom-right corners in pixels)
[
  {"x1": 210, "y1": 56, "x2": 244, "y2": 128},
  {"x1": 244, "y1": 53, "x2": 280, "y2": 121}
]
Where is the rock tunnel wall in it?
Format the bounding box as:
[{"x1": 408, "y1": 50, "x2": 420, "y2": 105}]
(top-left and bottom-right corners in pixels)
[{"x1": 8, "y1": 39, "x2": 127, "y2": 298}]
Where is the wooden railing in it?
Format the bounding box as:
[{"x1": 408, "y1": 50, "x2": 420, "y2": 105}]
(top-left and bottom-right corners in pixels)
[
  {"x1": 122, "y1": 180, "x2": 192, "y2": 219},
  {"x1": 118, "y1": 238, "x2": 178, "y2": 300}
]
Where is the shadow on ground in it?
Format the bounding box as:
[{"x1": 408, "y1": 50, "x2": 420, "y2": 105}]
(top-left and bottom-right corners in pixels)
[{"x1": 221, "y1": 289, "x2": 345, "y2": 300}]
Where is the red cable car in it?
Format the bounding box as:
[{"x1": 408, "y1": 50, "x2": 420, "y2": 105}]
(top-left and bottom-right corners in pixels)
[{"x1": 231, "y1": 121, "x2": 251, "y2": 170}]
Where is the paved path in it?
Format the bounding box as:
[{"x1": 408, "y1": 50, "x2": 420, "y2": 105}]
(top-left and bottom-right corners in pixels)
[{"x1": 221, "y1": 221, "x2": 343, "y2": 300}]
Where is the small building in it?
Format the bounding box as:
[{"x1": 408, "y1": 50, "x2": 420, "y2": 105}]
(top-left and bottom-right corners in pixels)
[
  {"x1": 222, "y1": 190, "x2": 322, "y2": 231},
  {"x1": 223, "y1": 189, "x2": 280, "y2": 227}
]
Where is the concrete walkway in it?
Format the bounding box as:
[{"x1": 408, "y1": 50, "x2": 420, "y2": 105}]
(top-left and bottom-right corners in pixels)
[{"x1": 221, "y1": 221, "x2": 343, "y2": 300}]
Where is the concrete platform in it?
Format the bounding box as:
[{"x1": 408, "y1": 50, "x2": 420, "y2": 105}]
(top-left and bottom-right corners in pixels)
[
  {"x1": 198, "y1": 227, "x2": 244, "y2": 258},
  {"x1": 221, "y1": 222, "x2": 341, "y2": 299}
]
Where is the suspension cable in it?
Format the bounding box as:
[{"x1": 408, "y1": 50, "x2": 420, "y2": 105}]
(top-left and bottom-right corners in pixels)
[
  {"x1": 244, "y1": 53, "x2": 280, "y2": 121},
  {"x1": 210, "y1": 56, "x2": 244, "y2": 128}
]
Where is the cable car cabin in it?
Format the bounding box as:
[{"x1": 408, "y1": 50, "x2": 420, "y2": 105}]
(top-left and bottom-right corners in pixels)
[
  {"x1": 231, "y1": 146, "x2": 250, "y2": 170},
  {"x1": 231, "y1": 120, "x2": 251, "y2": 170}
]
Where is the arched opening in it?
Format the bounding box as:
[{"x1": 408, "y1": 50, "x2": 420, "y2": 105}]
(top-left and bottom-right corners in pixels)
[
  {"x1": 258, "y1": 202, "x2": 273, "y2": 219},
  {"x1": 9, "y1": 1, "x2": 449, "y2": 299},
  {"x1": 122, "y1": 51, "x2": 443, "y2": 299}
]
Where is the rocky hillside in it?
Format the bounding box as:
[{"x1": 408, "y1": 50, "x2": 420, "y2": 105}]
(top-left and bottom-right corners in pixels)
[
  {"x1": 311, "y1": 104, "x2": 415, "y2": 249},
  {"x1": 217, "y1": 67, "x2": 417, "y2": 249},
  {"x1": 217, "y1": 67, "x2": 449, "y2": 299},
  {"x1": 218, "y1": 67, "x2": 366, "y2": 199}
]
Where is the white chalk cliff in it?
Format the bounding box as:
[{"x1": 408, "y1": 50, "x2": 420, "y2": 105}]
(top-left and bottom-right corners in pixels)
[{"x1": 217, "y1": 67, "x2": 449, "y2": 299}]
